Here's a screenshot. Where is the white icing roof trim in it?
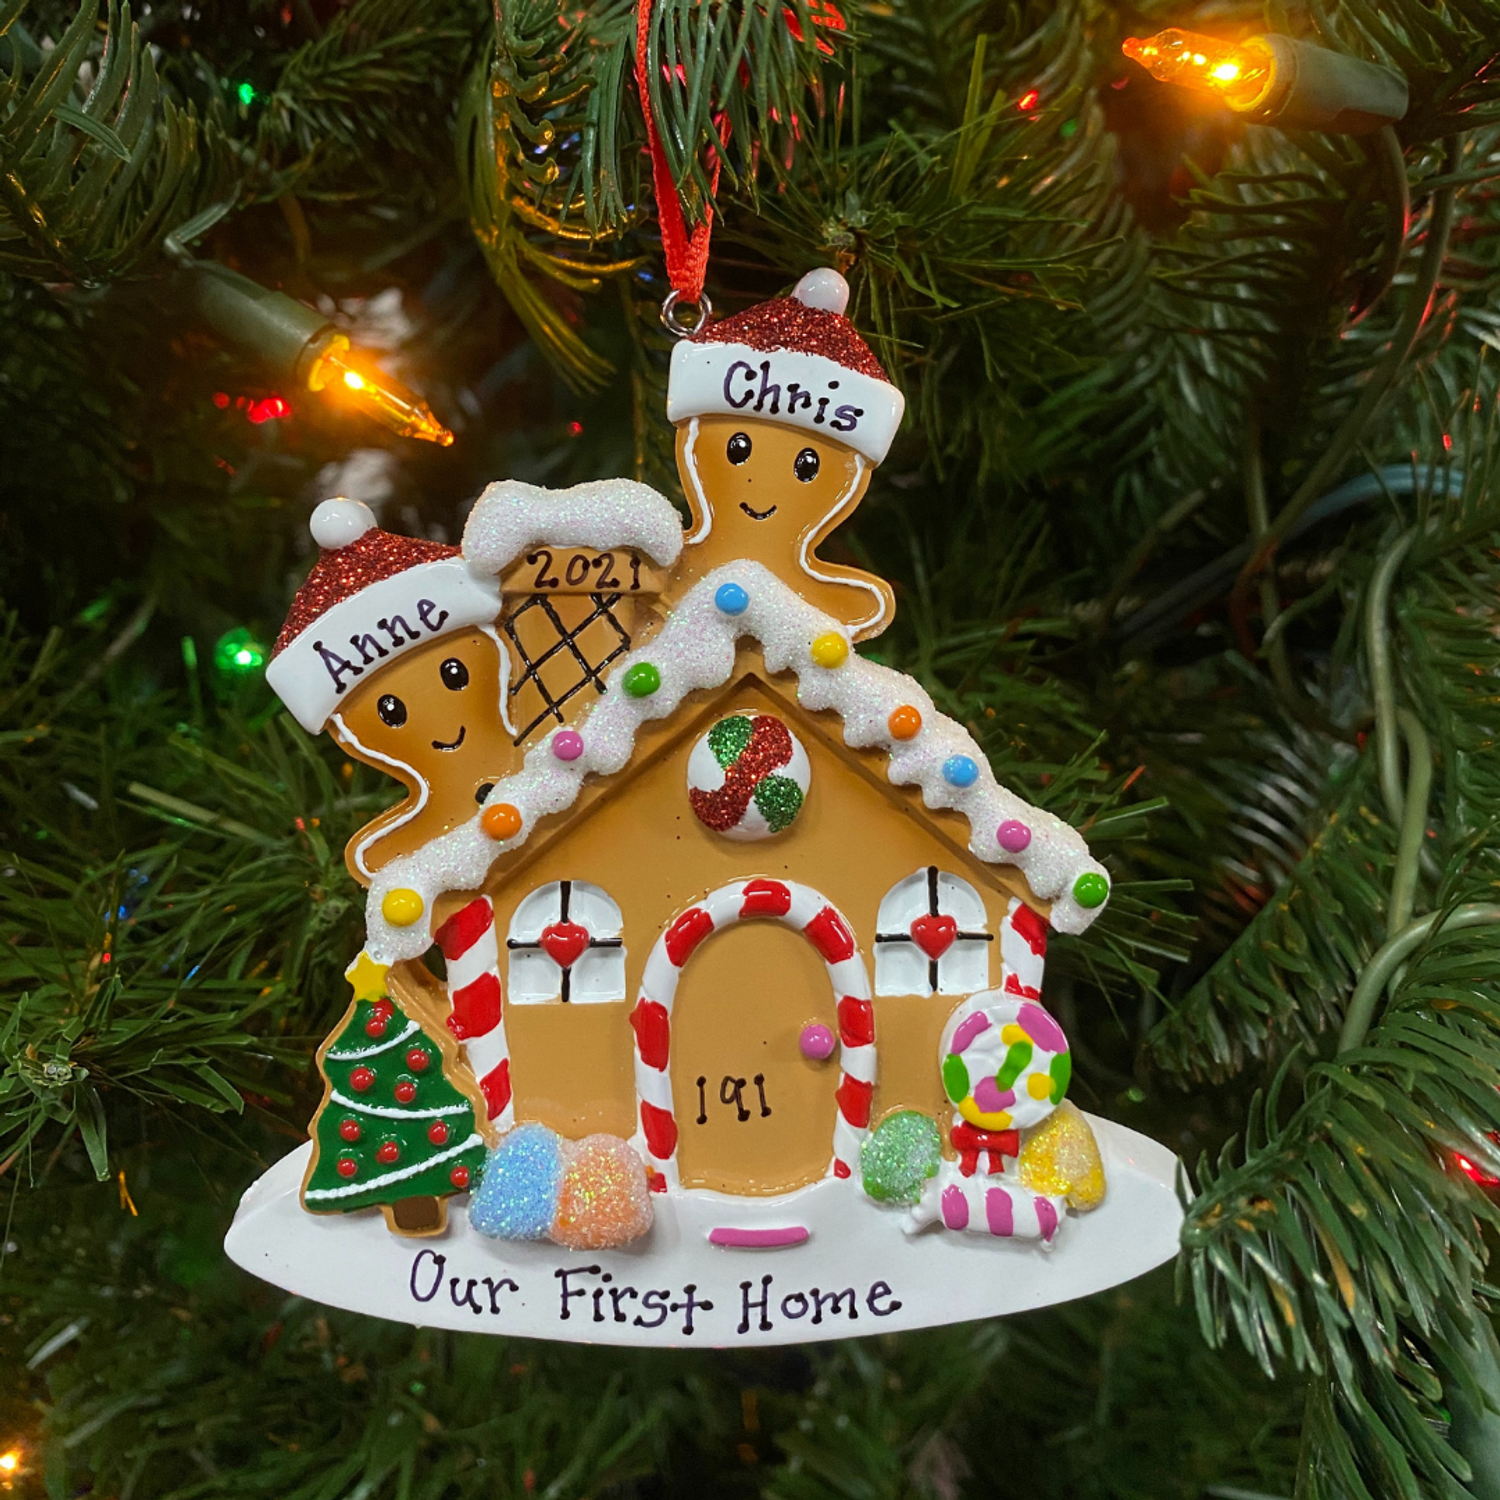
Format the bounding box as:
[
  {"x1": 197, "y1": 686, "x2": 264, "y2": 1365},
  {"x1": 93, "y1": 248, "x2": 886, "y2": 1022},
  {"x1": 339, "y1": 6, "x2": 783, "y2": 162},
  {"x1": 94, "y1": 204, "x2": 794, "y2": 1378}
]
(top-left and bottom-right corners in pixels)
[
  {"x1": 362, "y1": 561, "x2": 1110, "y2": 962},
  {"x1": 463, "y1": 477, "x2": 685, "y2": 577}
]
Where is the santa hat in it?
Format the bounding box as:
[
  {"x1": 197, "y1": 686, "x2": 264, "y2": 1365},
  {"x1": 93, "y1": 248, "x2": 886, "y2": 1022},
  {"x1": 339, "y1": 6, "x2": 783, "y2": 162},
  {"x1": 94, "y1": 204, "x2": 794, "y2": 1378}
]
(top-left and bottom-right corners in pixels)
[
  {"x1": 666, "y1": 268, "x2": 905, "y2": 465},
  {"x1": 267, "y1": 499, "x2": 501, "y2": 734}
]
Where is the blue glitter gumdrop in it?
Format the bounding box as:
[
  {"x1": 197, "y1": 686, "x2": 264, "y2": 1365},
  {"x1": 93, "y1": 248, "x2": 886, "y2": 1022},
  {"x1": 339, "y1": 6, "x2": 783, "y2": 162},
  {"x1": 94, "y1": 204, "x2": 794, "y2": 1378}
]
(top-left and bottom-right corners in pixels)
[{"x1": 468, "y1": 1123, "x2": 565, "y2": 1240}]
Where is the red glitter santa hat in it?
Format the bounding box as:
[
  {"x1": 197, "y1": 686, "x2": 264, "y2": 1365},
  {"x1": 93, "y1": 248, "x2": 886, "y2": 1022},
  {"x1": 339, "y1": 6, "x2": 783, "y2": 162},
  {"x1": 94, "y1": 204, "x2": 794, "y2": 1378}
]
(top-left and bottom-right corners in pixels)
[
  {"x1": 666, "y1": 269, "x2": 905, "y2": 465},
  {"x1": 266, "y1": 498, "x2": 501, "y2": 734}
]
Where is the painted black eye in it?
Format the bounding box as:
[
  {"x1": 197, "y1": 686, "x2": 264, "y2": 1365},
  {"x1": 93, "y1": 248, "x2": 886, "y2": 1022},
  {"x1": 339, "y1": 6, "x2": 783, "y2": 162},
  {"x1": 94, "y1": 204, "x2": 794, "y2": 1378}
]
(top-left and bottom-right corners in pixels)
[
  {"x1": 377, "y1": 694, "x2": 407, "y2": 727},
  {"x1": 726, "y1": 432, "x2": 752, "y2": 465},
  {"x1": 440, "y1": 657, "x2": 469, "y2": 691},
  {"x1": 793, "y1": 447, "x2": 820, "y2": 483}
]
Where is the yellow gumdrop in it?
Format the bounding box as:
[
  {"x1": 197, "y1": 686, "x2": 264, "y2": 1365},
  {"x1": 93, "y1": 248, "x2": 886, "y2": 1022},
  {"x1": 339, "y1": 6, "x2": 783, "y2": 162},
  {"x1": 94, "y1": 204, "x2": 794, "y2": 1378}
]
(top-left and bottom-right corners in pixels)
[
  {"x1": 1027, "y1": 1072, "x2": 1054, "y2": 1100},
  {"x1": 1016, "y1": 1100, "x2": 1106, "y2": 1211},
  {"x1": 810, "y1": 632, "x2": 849, "y2": 669},
  {"x1": 957, "y1": 1096, "x2": 1012, "y2": 1131},
  {"x1": 1001, "y1": 1023, "x2": 1027, "y2": 1044},
  {"x1": 381, "y1": 887, "x2": 425, "y2": 927}
]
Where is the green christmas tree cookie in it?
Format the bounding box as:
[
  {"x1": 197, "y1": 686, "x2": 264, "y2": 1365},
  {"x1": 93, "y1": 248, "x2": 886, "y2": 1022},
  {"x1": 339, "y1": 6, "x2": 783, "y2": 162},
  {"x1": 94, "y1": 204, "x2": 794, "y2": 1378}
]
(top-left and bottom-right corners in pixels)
[{"x1": 302, "y1": 954, "x2": 490, "y2": 1236}]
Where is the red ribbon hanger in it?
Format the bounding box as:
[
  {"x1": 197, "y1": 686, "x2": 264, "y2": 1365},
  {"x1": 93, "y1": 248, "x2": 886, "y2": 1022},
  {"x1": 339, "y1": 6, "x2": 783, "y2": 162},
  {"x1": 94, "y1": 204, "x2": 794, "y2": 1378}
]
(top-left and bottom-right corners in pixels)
[{"x1": 634, "y1": 0, "x2": 723, "y2": 316}]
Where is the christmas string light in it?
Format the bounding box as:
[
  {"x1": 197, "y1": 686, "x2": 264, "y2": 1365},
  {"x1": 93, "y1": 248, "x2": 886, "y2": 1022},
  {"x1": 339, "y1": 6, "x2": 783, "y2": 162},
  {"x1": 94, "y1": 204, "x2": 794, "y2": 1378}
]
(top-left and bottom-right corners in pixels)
[
  {"x1": 1122, "y1": 28, "x2": 1407, "y2": 134},
  {"x1": 212, "y1": 626, "x2": 268, "y2": 678},
  {"x1": 187, "y1": 263, "x2": 453, "y2": 446}
]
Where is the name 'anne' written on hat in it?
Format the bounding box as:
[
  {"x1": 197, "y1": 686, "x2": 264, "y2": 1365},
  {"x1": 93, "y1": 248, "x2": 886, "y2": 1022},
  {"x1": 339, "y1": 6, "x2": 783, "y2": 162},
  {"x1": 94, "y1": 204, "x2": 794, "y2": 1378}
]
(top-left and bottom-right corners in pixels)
[{"x1": 311, "y1": 597, "x2": 451, "y2": 694}]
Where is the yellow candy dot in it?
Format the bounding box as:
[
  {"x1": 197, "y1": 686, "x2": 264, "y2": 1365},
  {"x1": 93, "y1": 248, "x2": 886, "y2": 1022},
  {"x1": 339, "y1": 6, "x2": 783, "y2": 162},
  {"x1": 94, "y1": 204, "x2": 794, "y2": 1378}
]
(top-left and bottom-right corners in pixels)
[
  {"x1": 382, "y1": 888, "x2": 425, "y2": 927},
  {"x1": 957, "y1": 1097, "x2": 1013, "y2": 1131},
  {"x1": 810, "y1": 632, "x2": 849, "y2": 669},
  {"x1": 1001, "y1": 1023, "x2": 1027, "y2": 1044},
  {"x1": 1027, "y1": 1073, "x2": 1054, "y2": 1100}
]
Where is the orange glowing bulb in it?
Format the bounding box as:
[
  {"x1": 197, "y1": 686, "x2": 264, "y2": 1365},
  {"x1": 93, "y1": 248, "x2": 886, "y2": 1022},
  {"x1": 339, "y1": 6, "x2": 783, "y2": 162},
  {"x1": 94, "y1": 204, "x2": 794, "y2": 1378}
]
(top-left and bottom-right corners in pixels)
[
  {"x1": 1121, "y1": 29, "x2": 1275, "y2": 112},
  {"x1": 305, "y1": 337, "x2": 453, "y2": 446},
  {"x1": 0, "y1": 1450, "x2": 19, "y2": 1473}
]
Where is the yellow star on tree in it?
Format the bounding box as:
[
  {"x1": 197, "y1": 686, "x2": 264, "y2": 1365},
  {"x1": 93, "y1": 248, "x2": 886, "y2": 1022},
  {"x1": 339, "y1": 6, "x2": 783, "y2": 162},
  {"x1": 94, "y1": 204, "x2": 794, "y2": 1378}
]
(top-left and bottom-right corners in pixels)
[{"x1": 344, "y1": 950, "x2": 390, "y2": 1003}]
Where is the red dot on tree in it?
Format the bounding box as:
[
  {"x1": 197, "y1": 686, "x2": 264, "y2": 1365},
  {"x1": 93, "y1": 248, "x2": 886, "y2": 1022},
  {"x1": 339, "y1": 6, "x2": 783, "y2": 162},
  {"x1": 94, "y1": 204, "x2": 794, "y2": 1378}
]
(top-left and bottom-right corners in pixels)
[
  {"x1": 339, "y1": 1118, "x2": 362, "y2": 1142},
  {"x1": 394, "y1": 1080, "x2": 417, "y2": 1103},
  {"x1": 350, "y1": 1067, "x2": 376, "y2": 1092},
  {"x1": 370, "y1": 1000, "x2": 394, "y2": 1021},
  {"x1": 450, "y1": 1165, "x2": 470, "y2": 1190},
  {"x1": 337, "y1": 1158, "x2": 358, "y2": 1178},
  {"x1": 428, "y1": 1121, "x2": 449, "y2": 1146},
  {"x1": 406, "y1": 1047, "x2": 430, "y2": 1072},
  {"x1": 376, "y1": 1142, "x2": 400, "y2": 1164},
  {"x1": 365, "y1": 1015, "x2": 388, "y2": 1037}
]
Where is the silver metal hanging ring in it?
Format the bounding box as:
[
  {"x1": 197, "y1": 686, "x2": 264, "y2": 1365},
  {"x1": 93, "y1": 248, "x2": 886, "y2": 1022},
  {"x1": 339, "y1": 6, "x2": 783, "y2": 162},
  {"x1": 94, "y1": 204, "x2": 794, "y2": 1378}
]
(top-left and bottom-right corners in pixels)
[{"x1": 660, "y1": 290, "x2": 712, "y2": 338}]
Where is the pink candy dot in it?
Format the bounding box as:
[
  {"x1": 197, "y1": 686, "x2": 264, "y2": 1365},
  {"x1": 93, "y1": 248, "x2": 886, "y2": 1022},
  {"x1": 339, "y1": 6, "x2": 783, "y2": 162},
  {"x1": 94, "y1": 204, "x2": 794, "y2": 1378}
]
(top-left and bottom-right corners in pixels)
[
  {"x1": 552, "y1": 729, "x2": 584, "y2": 762},
  {"x1": 997, "y1": 819, "x2": 1032, "y2": 853},
  {"x1": 799, "y1": 1023, "x2": 836, "y2": 1060}
]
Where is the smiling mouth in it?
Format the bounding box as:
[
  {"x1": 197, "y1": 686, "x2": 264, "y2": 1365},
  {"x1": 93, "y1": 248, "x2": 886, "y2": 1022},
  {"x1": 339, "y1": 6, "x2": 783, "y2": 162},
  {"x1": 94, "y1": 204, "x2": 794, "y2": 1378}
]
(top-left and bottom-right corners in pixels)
[
  {"x1": 739, "y1": 501, "x2": 778, "y2": 520},
  {"x1": 431, "y1": 726, "x2": 467, "y2": 751}
]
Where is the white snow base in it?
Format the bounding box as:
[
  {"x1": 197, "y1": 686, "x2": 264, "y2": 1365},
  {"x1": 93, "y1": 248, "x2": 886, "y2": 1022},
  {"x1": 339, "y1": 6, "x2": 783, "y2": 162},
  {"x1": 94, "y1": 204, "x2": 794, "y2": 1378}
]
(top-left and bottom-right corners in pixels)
[{"x1": 224, "y1": 1114, "x2": 1181, "y2": 1347}]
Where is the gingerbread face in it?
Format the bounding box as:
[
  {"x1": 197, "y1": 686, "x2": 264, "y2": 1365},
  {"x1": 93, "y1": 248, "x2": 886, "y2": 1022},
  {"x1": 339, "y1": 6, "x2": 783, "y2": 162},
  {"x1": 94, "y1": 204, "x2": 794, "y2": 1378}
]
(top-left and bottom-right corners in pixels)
[
  {"x1": 332, "y1": 630, "x2": 522, "y2": 881},
  {"x1": 671, "y1": 413, "x2": 894, "y2": 640},
  {"x1": 680, "y1": 414, "x2": 868, "y2": 547}
]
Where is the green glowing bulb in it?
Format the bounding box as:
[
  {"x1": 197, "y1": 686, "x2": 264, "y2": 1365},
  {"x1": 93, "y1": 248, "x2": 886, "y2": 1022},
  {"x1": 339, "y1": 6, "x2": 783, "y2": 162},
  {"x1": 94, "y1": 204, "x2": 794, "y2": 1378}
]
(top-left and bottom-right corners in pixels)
[
  {"x1": 213, "y1": 627, "x2": 267, "y2": 677},
  {"x1": 236, "y1": 81, "x2": 256, "y2": 107}
]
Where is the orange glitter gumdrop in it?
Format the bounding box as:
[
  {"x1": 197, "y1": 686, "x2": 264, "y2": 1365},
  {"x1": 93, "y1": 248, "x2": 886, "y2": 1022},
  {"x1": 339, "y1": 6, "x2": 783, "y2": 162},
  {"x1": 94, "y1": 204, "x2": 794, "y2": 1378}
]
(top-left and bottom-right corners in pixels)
[
  {"x1": 480, "y1": 801, "x2": 523, "y2": 841},
  {"x1": 888, "y1": 705, "x2": 923, "y2": 740},
  {"x1": 550, "y1": 1135, "x2": 654, "y2": 1250}
]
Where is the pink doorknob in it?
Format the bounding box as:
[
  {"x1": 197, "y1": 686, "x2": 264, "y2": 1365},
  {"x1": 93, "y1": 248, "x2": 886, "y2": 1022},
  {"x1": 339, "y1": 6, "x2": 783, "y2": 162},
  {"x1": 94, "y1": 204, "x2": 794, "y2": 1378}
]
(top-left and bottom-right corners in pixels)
[{"x1": 799, "y1": 1023, "x2": 835, "y2": 1061}]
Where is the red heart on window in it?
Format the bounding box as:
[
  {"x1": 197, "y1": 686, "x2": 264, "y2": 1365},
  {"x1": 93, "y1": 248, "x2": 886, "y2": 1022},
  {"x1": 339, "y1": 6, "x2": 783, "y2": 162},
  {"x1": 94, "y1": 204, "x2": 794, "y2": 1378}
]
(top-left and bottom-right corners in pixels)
[
  {"x1": 910, "y1": 913, "x2": 958, "y2": 960},
  {"x1": 540, "y1": 920, "x2": 591, "y2": 969}
]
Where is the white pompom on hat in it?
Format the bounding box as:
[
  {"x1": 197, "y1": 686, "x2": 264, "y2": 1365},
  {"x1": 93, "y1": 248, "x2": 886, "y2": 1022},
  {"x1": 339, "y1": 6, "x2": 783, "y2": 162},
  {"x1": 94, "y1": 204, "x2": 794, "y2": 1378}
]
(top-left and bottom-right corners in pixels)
[
  {"x1": 265, "y1": 501, "x2": 500, "y2": 735},
  {"x1": 666, "y1": 268, "x2": 905, "y2": 464},
  {"x1": 309, "y1": 497, "x2": 378, "y2": 550}
]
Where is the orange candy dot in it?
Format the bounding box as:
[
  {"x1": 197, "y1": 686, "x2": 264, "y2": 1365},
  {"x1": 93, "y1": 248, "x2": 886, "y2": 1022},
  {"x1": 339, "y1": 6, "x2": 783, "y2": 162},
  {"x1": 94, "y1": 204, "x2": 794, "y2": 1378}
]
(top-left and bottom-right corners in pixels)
[
  {"x1": 888, "y1": 705, "x2": 923, "y2": 740},
  {"x1": 481, "y1": 801, "x2": 523, "y2": 841}
]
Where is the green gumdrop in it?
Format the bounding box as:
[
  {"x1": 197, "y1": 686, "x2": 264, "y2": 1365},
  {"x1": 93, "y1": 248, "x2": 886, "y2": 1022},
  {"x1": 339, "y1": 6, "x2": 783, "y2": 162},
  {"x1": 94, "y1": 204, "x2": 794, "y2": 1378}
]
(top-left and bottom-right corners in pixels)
[
  {"x1": 1049, "y1": 1050, "x2": 1072, "y2": 1104},
  {"x1": 942, "y1": 1054, "x2": 970, "y2": 1105},
  {"x1": 996, "y1": 1039, "x2": 1034, "y2": 1091},
  {"x1": 708, "y1": 715, "x2": 753, "y2": 769},
  {"x1": 860, "y1": 1111, "x2": 942, "y2": 1205},
  {"x1": 753, "y1": 775, "x2": 803, "y2": 832}
]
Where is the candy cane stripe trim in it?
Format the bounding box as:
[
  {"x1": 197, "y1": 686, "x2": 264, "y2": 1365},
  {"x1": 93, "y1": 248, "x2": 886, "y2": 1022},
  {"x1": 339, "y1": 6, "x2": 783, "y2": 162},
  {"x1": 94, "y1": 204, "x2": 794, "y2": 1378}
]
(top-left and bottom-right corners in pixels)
[
  {"x1": 631, "y1": 880, "x2": 874, "y2": 1189},
  {"x1": 438, "y1": 896, "x2": 514, "y2": 1130}
]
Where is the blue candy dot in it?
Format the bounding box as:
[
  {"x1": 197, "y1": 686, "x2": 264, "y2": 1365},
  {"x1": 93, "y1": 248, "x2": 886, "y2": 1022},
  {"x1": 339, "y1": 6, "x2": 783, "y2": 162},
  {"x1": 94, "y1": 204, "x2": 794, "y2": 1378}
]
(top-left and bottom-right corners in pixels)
[
  {"x1": 715, "y1": 582, "x2": 749, "y2": 615},
  {"x1": 943, "y1": 755, "x2": 979, "y2": 789}
]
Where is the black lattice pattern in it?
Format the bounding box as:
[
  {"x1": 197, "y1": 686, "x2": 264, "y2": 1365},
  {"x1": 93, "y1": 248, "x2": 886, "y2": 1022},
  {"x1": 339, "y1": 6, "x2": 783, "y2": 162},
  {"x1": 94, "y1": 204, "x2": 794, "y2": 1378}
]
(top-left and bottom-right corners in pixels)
[{"x1": 503, "y1": 592, "x2": 631, "y2": 743}]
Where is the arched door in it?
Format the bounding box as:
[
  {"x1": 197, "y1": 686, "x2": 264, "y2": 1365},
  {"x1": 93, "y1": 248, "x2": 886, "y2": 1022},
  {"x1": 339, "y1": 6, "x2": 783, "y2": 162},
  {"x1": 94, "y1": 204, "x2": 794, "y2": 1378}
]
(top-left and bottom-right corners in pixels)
[{"x1": 630, "y1": 880, "x2": 875, "y2": 1197}]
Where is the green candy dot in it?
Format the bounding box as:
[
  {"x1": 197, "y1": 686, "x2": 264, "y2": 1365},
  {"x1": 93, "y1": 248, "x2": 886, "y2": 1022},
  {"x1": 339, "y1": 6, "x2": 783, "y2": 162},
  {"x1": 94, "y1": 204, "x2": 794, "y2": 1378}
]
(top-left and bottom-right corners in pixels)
[
  {"x1": 997, "y1": 1039, "x2": 1033, "y2": 1091},
  {"x1": 942, "y1": 1054, "x2": 970, "y2": 1105},
  {"x1": 1049, "y1": 1050, "x2": 1072, "y2": 1104},
  {"x1": 860, "y1": 1111, "x2": 942, "y2": 1205},
  {"x1": 707, "y1": 715, "x2": 753, "y2": 768},
  {"x1": 622, "y1": 662, "x2": 661, "y2": 698},
  {"x1": 1073, "y1": 871, "x2": 1109, "y2": 909}
]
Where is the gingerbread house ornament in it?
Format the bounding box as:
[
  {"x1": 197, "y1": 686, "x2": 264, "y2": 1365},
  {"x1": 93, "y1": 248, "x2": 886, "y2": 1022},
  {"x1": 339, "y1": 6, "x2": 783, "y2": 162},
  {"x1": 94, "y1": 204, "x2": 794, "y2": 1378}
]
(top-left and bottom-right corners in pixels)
[{"x1": 228, "y1": 271, "x2": 1182, "y2": 1345}]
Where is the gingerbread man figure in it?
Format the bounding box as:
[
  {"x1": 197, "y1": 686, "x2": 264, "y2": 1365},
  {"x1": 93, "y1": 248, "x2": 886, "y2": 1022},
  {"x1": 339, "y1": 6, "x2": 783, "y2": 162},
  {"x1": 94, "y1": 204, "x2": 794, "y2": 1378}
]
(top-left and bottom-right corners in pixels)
[
  {"x1": 266, "y1": 500, "x2": 517, "y2": 880},
  {"x1": 663, "y1": 268, "x2": 905, "y2": 639}
]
